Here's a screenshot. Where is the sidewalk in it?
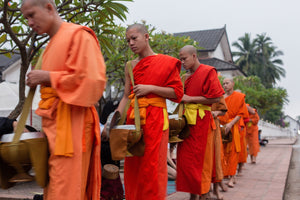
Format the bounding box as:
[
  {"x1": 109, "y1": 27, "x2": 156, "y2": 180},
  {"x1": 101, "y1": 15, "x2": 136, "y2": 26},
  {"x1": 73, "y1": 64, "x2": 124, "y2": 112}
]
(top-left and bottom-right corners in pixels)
[
  {"x1": 0, "y1": 137, "x2": 296, "y2": 200},
  {"x1": 167, "y1": 137, "x2": 296, "y2": 200}
]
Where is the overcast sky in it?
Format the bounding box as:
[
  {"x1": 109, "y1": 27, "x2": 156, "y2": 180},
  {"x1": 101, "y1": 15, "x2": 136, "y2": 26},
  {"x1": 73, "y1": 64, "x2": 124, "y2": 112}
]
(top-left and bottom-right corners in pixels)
[{"x1": 115, "y1": 0, "x2": 300, "y2": 119}]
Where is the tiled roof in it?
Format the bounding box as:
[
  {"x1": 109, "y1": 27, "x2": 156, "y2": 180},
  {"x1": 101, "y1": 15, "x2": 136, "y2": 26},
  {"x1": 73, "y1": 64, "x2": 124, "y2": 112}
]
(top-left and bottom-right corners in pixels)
[
  {"x1": 0, "y1": 54, "x2": 21, "y2": 72},
  {"x1": 174, "y1": 27, "x2": 225, "y2": 51},
  {"x1": 199, "y1": 57, "x2": 246, "y2": 76}
]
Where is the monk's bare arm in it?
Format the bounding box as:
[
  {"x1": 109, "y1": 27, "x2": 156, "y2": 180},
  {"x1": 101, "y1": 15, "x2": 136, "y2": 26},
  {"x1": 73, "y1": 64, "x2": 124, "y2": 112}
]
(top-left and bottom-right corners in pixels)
[
  {"x1": 225, "y1": 115, "x2": 241, "y2": 134},
  {"x1": 181, "y1": 94, "x2": 220, "y2": 104},
  {"x1": 211, "y1": 110, "x2": 226, "y2": 118},
  {"x1": 26, "y1": 70, "x2": 51, "y2": 87},
  {"x1": 133, "y1": 84, "x2": 177, "y2": 99},
  {"x1": 115, "y1": 64, "x2": 131, "y2": 117},
  {"x1": 247, "y1": 105, "x2": 255, "y2": 115}
]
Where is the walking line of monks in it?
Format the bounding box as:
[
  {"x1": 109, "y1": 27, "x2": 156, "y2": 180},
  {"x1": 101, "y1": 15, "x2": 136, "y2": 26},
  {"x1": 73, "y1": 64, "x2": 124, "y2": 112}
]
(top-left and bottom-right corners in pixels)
[
  {"x1": 18, "y1": 1, "x2": 261, "y2": 198},
  {"x1": 170, "y1": 47, "x2": 261, "y2": 200}
]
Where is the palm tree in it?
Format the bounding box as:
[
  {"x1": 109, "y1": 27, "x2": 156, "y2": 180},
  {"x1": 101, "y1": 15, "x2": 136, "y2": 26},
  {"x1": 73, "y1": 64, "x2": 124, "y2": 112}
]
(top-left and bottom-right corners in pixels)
[
  {"x1": 232, "y1": 33, "x2": 285, "y2": 88},
  {"x1": 232, "y1": 33, "x2": 257, "y2": 74},
  {"x1": 254, "y1": 33, "x2": 285, "y2": 88}
]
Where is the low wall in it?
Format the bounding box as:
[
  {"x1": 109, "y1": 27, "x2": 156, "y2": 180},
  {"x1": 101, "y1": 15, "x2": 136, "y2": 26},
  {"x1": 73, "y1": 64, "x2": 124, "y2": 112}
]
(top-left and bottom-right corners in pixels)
[{"x1": 259, "y1": 120, "x2": 295, "y2": 139}]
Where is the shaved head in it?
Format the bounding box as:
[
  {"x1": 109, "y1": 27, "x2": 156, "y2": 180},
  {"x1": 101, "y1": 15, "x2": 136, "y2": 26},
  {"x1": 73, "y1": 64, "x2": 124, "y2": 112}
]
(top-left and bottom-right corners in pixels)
[
  {"x1": 22, "y1": 0, "x2": 56, "y2": 10},
  {"x1": 223, "y1": 78, "x2": 234, "y2": 83},
  {"x1": 180, "y1": 45, "x2": 197, "y2": 55},
  {"x1": 223, "y1": 78, "x2": 235, "y2": 93},
  {"x1": 126, "y1": 23, "x2": 148, "y2": 34}
]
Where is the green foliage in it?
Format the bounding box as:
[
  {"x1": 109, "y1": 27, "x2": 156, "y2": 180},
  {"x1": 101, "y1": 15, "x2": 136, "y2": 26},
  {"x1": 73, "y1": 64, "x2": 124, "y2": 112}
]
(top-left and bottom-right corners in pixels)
[
  {"x1": 232, "y1": 75, "x2": 288, "y2": 125},
  {"x1": 0, "y1": 0, "x2": 132, "y2": 57},
  {"x1": 0, "y1": 0, "x2": 132, "y2": 118},
  {"x1": 232, "y1": 33, "x2": 285, "y2": 89},
  {"x1": 232, "y1": 33, "x2": 288, "y2": 125}
]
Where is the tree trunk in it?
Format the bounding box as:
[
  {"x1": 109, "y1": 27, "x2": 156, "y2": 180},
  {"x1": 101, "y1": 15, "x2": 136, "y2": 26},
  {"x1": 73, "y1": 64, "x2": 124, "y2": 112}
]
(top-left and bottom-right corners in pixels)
[{"x1": 8, "y1": 52, "x2": 28, "y2": 119}]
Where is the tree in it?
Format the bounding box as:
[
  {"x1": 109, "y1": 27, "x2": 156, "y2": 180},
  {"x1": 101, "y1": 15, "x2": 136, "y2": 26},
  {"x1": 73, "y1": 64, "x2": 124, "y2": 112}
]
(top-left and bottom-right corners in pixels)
[
  {"x1": 254, "y1": 33, "x2": 285, "y2": 88},
  {"x1": 232, "y1": 33, "x2": 285, "y2": 88},
  {"x1": 0, "y1": 0, "x2": 132, "y2": 118},
  {"x1": 233, "y1": 75, "x2": 288, "y2": 125},
  {"x1": 100, "y1": 22, "x2": 197, "y2": 105},
  {"x1": 232, "y1": 33, "x2": 257, "y2": 73}
]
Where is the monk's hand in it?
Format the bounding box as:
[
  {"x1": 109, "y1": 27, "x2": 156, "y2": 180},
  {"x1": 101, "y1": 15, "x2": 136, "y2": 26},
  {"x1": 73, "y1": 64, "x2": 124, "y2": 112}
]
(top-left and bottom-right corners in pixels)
[
  {"x1": 101, "y1": 123, "x2": 109, "y2": 141},
  {"x1": 224, "y1": 122, "x2": 233, "y2": 134},
  {"x1": 211, "y1": 111, "x2": 218, "y2": 118},
  {"x1": 133, "y1": 84, "x2": 152, "y2": 97},
  {"x1": 26, "y1": 70, "x2": 50, "y2": 88},
  {"x1": 181, "y1": 94, "x2": 191, "y2": 103}
]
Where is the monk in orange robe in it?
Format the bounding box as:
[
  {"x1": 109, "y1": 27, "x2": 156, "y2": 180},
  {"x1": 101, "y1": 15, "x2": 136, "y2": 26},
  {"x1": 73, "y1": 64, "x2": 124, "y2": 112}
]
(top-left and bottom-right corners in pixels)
[
  {"x1": 218, "y1": 78, "x2": 249, "y2": 188},
  {"x1": 176, "y1": 45, "x2": 224, "y2": 200},
  {"x1": 22, "y1": 1, "x2": 106, "y2": 199},
  {"x1": 211, "y1": 96, "x2": 228, "y2": 200},
  {"x1": 113, "y1": 24, "x2": 183, "y2": 200},
  {"x1": 245, "y1": 105, "x2": 260, "y2": 164},
  {"x1": 237, "y1": 91, "x2": 249, "y2": 176}
]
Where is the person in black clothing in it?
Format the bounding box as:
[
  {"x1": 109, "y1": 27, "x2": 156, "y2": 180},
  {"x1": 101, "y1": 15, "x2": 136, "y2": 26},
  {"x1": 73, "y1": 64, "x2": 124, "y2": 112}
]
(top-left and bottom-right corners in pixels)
[
  {"x1": 0, "y1": 117, "x2": 17, "y2": 137},
  {"x1": 99, "y1": 100, "x2": 124, "y2": 200},
  {"x1": 0, "y1": 117, "x2": 37, "y2": 138}
]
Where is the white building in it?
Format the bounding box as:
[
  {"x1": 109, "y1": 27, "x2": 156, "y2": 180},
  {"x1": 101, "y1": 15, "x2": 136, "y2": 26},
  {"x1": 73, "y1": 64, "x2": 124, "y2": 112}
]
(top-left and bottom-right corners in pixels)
[{"x1": 0, "y1": 54, "x2": 41, "y2": 130}]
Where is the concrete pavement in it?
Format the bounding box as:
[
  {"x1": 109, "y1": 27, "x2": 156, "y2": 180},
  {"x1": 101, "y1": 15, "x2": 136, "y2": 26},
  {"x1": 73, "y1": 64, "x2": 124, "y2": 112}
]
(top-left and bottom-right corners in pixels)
[
  {"x1": 167, "y1": 137, "x2": 296, "y2": 200},
  {"x1": 283, "y1": 136, "x2": 300, "y2": 200},
  {"x1": 0, "y1": 137, "x2": 297, "y2": 200}
]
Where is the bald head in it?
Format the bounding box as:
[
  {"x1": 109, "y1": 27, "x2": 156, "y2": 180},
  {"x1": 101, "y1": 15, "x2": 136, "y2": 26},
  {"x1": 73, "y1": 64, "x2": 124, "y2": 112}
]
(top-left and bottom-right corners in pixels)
[
  {"x1": 224, "y1": 78, "x2": 234, "y2": 83},
  {"x1": 126, "y1": 23, "x2": 148, "y2": 34},
  {"x1": 21, "y1": 0, "x2": 57, "y2": 10},
  {"x1": 223, "y1": 78, "x2": 234, "y2": 93},
  {"x1": 180, "y1": 45, "x2": 197, "y2": 55}
]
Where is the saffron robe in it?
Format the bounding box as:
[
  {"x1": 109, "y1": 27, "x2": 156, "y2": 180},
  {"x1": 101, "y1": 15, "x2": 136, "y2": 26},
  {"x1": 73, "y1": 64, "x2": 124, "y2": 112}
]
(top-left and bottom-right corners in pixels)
[
  {"x1": 238, "y1": 110, "x2": 248, "y2": 164},
  {"x1": 246, "y1": 110, "x2": 260, "y2": 157},
  {"x1": 124, "y1": 54, "x2": 183, "y2": 200},
  {"x1": 176, "y1": 64, "x2": 224, "y2": 195},
  {"x1": 211, "y1": 96, "x2": 227, "y2": 183},
  {"x1": 35, "y1": 22, "x2": 106, "y2": 200},
  {"x1": 218, "y1": 91, "x2": 249, "y2": 176}
]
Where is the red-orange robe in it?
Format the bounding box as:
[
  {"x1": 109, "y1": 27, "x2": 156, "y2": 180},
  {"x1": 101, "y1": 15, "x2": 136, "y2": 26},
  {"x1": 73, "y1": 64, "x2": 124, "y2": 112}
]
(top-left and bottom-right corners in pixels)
[
  {"x1": 246, "y1": 109, "x2": 260, "y2": 157},
  {"x1": 211, "y1": 96, "x2": 227, "y2": 183},
  {"x1": 124, "y1": 54, "x2": 183, "y2": 200},
  {"x1": 35, "y1": 22, "x2": 106, "y2": 200},
  {"x1": 218, "y1": 91, "x2": 248, "y2": 177},
  {"x1": 176, "y1": 64, "x2": 224, "y2": 195}
]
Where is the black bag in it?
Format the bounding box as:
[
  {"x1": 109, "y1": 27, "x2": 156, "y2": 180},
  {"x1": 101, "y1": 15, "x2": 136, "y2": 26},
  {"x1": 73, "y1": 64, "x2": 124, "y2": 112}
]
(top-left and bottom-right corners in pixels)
[{"x1": 221, "y1": 126, "x2": 232, "y2": 143}]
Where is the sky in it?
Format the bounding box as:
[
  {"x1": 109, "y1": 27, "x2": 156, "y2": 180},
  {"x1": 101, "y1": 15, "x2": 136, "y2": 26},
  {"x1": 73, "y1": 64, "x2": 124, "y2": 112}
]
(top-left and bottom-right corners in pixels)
[{"x1": 115, "y1": 0, "x2": 300, "y2": 119}]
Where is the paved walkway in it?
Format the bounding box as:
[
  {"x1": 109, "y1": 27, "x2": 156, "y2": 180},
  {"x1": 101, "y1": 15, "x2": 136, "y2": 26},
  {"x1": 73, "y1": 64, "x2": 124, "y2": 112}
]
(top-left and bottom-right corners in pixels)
[
  {"x1": 167, "y1": 137, "x2": 296, "y2": 200},
  {"x1": 0, "y1": 137, "x2": 296, "y2": 200}
]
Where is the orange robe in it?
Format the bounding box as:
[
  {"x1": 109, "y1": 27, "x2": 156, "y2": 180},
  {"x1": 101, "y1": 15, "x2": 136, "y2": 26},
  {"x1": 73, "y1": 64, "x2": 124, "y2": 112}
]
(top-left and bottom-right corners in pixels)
[
  {"x1": 177, "y1": 64, "x2": 224, "y2": 195},
  {"x1": 211, "y1": 96, "x2": 227, "y2": 183},
  {"x1": 238, "y1": 114, "x2": 248, "y2": 164},
  {"x1": 246, "y1": 110, "x2": 260, "y2": 157},
  {"x1": 124, "y1": 54, "x2": 183, "y2": 200},
  {"x1": 218, "y1": 91, "x2": 248, "y2": 177},
  {"x1": 35, "y1": 22, "x2": 106, "y2": 200}
]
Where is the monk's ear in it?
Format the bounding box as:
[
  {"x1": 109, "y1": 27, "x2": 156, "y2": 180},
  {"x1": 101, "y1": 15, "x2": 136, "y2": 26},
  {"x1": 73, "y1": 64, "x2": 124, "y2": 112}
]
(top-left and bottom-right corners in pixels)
[
  {"x1": 45, "y1": 3, "x2": 55, "y2": 13},
  {"x1": 144, "y1": 33, "x2": 150, "y2": 41},
  {"x1": 192, "y1": 53, "x2": 197, "y2": 60}
]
